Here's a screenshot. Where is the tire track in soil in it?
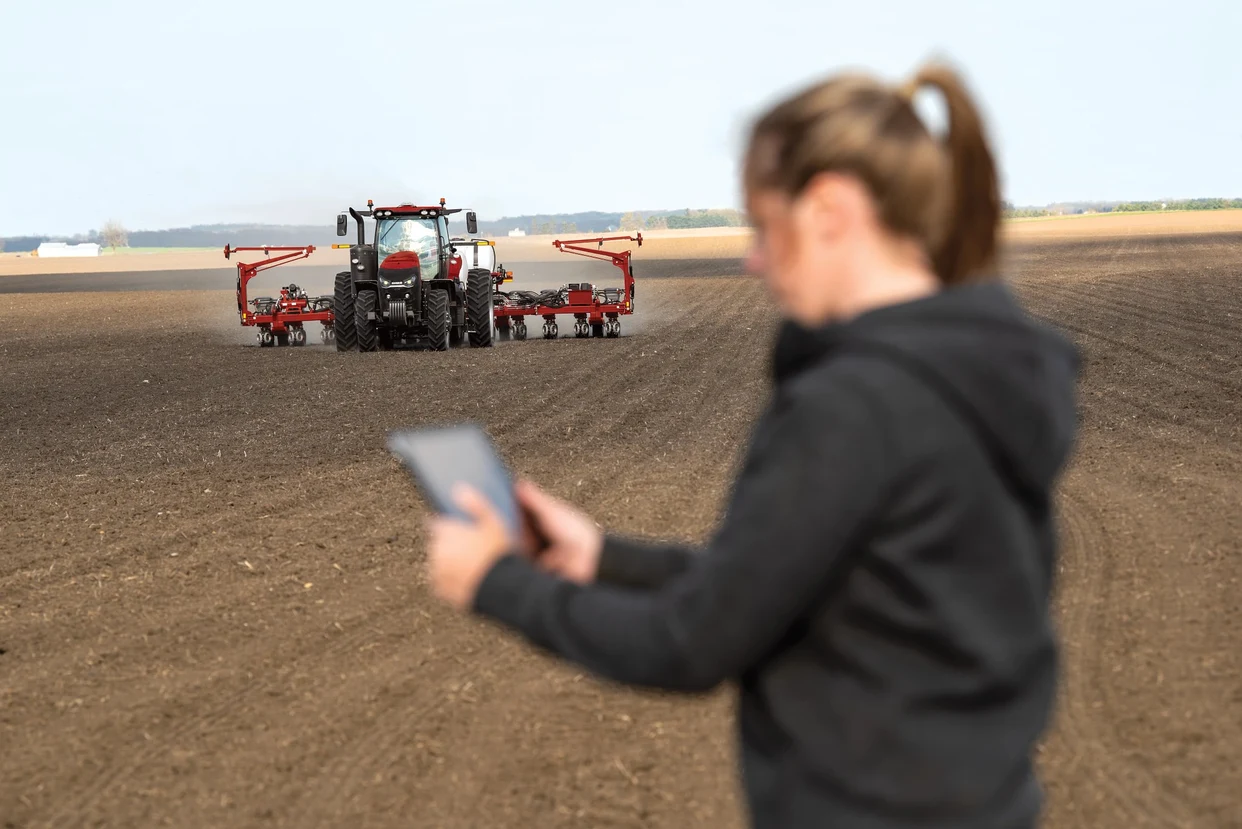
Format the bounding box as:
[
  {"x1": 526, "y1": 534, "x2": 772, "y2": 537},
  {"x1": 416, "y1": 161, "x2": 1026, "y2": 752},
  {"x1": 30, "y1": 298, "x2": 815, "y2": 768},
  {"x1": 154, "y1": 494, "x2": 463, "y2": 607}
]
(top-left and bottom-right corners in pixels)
[
  {"x1": 1048, "y1": 316, "x2": 1242, "y2": 404},
  {"x1": 1033, "y1": 281, "x2": 1242, "y2": 352},
  {"x1": 1082, "y1": 272, "x2": 1242, "y2": 312},
  {"x1": 276, "y1": 640, "x2": 506, "y2": 828},
  {"x1": 1032, "y1": 275, "x2": 1242, "y2": 358},
  {"x1": 1050, "y1": 490, "x2": 1199, "y2": 828},
  {"x1": 1021, "y1": 270, "x2": 1242, "y2": 445}
]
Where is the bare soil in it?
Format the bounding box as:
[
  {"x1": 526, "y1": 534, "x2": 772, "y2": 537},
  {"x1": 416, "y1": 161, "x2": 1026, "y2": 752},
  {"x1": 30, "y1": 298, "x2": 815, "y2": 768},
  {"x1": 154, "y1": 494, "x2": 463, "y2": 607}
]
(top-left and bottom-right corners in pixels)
[{"x1": 1, "y1": 230, "x2": 1240, "y2": 828}]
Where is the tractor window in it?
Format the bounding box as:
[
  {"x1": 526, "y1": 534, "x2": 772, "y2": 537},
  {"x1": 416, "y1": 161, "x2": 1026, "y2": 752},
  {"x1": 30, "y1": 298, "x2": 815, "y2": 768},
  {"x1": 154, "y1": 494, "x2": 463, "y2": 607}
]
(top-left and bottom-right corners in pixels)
[{"x1": 376, "y1": 217, "x2": 441, "y2": 280}]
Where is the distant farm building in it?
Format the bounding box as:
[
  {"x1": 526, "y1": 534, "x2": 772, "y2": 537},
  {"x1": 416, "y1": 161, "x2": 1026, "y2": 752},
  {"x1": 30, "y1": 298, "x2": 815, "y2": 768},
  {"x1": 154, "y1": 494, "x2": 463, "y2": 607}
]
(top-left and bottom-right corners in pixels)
[
  {"x1": 508, "y1": 228, "x2": 527, "y2": 237},
  {"x1": 37, "y1": 242, "x2": 101, "y2": 258}
]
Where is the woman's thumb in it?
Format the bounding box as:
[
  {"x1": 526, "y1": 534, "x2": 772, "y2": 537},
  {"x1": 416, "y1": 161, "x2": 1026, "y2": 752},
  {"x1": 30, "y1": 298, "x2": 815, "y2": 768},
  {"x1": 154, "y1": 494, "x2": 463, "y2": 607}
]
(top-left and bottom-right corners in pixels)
[
  {"x1": 453, "y1": 484, "x2": 498, "y2": 525},
  {"x1": 515, "y1": 479, "x2": 551, "y2": 511}
]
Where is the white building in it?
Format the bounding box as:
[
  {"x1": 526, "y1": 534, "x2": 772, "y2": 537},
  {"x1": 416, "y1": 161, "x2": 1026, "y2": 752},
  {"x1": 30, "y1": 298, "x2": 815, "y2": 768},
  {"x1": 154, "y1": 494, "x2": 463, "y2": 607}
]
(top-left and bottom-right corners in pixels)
[
  {"x1": 507, "y1": 228, "x2": 526, "y2": 237},
  {"x1": 37, "y1": 242, "x2": 101, "y2": 258}
]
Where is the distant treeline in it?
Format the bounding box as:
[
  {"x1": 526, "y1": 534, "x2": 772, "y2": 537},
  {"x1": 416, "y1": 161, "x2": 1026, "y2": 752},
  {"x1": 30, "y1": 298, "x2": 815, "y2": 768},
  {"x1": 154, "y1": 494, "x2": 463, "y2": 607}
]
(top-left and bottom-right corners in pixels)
[
  {"x1": 490, "y1": 207, "x2": 748, "y2": 235},
  {"x1": 8, "y1": 199, "x2": 1242, "y2": 252},
  {"x1": 1110, "y1": 198, "x2": 1242, "y2": 213},
  {"x1": 1, "y1": 210, "x2": 749, "y2": 252},
  {"x1": 1001, "y1": 198, "x2": 1242, "y2": 218},
  {"x1": 0, "y1": 224, "x2": 340, "y2": 253}
]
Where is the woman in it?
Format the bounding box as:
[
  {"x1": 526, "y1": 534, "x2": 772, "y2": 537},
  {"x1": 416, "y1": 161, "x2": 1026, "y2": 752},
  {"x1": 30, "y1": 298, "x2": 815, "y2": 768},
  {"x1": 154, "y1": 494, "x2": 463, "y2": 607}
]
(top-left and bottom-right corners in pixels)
[{"x1": 426, "y1": 61, "x2": 1079, "y2": 829}]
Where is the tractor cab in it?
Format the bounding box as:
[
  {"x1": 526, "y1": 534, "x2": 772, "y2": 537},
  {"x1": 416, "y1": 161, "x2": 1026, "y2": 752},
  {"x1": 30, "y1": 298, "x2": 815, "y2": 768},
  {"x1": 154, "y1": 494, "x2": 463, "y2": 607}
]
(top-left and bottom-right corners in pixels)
[
  {"x1": 376, "y1": 213, "x2": 445, "y2": 278},
  {"x1": 336, "y1": 199, "x2": 477, "y2": 280}
]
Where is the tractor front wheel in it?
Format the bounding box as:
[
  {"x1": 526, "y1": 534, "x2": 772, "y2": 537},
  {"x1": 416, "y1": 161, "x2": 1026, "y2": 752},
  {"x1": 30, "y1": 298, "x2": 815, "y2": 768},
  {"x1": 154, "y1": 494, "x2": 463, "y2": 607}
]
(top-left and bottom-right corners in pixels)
[
  {"x1": 333, "y1": 271, "x2": 358, "y2": 352},
  {"x1": 426, "y1": 288, "x2": 450, "y2": 352},
  {"x1": 355, "y1": 289, "x2": 379, "y2": 352}
]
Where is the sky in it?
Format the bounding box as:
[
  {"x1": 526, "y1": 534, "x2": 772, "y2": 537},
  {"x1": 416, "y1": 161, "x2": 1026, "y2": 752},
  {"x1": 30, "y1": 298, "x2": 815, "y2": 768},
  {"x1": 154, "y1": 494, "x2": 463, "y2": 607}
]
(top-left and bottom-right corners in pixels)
[{"x1": 1, "y1": 0, "x2": 1239, "y2": 236}]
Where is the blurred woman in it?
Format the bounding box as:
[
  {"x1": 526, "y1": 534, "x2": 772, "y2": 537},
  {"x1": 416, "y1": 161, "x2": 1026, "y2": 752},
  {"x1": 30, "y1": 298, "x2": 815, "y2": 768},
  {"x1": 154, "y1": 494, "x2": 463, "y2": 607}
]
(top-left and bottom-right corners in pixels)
[{"x1": 426, "y1": 61, "x2": 1079, "y2": 829}]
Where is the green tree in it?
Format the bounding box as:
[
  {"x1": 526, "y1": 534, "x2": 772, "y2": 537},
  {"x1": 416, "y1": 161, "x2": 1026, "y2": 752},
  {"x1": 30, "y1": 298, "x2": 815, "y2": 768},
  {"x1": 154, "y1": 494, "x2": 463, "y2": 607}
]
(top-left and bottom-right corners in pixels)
[
  {"x1": 645, "y1": 214, "x2": 668, "y2": 230},
  {"x1": 666, "y1": 210, "x2": 743, "y2": 229}
]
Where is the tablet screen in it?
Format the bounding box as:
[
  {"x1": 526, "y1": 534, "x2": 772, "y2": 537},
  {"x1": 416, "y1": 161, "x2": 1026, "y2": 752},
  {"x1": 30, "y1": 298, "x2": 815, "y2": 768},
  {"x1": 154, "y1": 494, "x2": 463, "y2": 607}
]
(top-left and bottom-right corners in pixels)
[{"x1": 387, "y1": 423, "x2": 520, "y2": 537}]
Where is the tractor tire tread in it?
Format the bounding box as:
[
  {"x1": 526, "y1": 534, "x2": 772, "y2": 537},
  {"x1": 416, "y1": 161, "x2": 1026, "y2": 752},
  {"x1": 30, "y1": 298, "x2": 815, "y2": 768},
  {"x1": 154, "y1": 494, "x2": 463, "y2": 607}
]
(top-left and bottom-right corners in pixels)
[
  {"x1": 333, "y1": 271, "x2": 358, "y2": 352},
  {"x1": 426, "y1": 288, "x2": 450, "y2": 351},
  {"x1": 355, "y1": 289, "x2": 379, "y2": 352},
  {"x1": 466, "y1": 268, "x2": 494, "y2": 347}
]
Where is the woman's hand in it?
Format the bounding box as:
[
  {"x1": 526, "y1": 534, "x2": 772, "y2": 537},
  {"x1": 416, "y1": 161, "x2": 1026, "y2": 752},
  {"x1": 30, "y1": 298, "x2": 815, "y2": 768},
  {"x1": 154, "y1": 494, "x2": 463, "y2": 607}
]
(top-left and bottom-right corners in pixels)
[
  {"x1": 426, "y1": 484, "x2": 515, "y2": 611},
  {"x1": 425, "y1": 480, "x2": 605, "y2": 611},
  {"x1": 516, "y1": 479, "x2": 603, "y2": 584}
]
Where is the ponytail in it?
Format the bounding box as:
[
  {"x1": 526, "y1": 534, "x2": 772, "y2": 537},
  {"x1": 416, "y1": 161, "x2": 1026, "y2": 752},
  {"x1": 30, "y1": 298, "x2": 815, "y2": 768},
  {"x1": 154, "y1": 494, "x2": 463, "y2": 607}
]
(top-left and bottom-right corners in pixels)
[
  {"x1": 901, "y1": 64, "x2": 1001, "y2": 284},
  {"x1": 744, "y1": 60, "x2": 1002, "y2": 286}
]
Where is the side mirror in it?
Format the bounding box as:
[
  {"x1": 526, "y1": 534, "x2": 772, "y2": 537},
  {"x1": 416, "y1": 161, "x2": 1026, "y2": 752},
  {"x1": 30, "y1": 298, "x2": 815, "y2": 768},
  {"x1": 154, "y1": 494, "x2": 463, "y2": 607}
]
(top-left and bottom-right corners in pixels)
[
  {"x1": 466, "y1": 211, "x2": 478, "y2": 235},
  {"x1": 336, "y1": 213, "x2": 348, "y2": 237}
]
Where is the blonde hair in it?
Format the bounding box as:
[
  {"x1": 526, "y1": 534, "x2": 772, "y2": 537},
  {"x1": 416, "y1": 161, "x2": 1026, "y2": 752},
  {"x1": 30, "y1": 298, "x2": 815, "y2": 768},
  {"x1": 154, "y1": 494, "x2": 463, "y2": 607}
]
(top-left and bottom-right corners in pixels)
[{"x1": 744, "y1": 61, "x2": 1001, "y2": 285}]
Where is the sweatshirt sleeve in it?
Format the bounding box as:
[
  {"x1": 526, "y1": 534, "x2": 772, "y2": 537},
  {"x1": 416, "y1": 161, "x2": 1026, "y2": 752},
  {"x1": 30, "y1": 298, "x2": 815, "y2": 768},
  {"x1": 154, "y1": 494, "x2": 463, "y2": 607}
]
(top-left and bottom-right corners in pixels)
[
  {"x1": 594, "y1": 535, "x2": 698, "y2": 589},
  {"x1": 471, "y1": 378, "x2": 890, "y2": 692}
]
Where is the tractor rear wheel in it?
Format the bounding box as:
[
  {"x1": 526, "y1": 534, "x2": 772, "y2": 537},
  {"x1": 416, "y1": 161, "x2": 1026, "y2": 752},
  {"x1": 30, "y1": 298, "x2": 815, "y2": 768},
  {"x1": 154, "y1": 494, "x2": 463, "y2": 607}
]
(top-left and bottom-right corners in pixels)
[
  {"x1": 466, "y1": 268, "x2": 494, "y2": 347},
  {"x1": 426, "y1": 288, "x2": 450, "y2": 351},
  {"x1": 333, "y1": 271, "x2": 358, "y2": 352},
  {"x1": 355, "y1": 289, "x2": 379, "y2": 352}
]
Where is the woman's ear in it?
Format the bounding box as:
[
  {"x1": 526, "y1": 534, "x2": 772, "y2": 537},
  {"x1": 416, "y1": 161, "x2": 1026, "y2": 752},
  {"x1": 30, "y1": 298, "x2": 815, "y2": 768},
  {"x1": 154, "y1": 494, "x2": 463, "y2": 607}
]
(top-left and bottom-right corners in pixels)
[{"x1": 797, "y1": 171, "x2": 863, "y2": 243}]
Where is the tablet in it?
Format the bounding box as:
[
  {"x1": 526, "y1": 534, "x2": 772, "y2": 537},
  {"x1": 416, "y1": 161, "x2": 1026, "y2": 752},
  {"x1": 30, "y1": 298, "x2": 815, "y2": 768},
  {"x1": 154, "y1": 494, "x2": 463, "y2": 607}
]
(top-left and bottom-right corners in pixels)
[{"x1": 386, "y1": 422, "x2": 521, "y2": 538}]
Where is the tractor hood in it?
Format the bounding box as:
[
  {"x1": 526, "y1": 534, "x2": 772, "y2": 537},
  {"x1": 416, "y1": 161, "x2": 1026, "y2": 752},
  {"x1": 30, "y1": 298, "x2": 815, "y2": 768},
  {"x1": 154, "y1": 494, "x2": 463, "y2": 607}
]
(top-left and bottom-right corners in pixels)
[{"x1": 379, "y1": 250, "x2": 422, "y2": 285}]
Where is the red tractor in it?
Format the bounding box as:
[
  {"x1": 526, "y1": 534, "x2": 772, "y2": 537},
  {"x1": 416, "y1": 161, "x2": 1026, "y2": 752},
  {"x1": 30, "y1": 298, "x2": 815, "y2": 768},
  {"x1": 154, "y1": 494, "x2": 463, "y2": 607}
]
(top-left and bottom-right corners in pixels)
[
  {"x1": 332, "y1": 199, "x2": 495, "y2": 351},
  {"x1": 225, "y1": 203, "x2": 642, "y2": 351}
]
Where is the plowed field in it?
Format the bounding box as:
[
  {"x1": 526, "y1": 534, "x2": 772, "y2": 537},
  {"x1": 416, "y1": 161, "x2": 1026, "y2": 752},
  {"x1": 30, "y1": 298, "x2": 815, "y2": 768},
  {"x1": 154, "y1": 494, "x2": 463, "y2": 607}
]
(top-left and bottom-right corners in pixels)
[{"x1": 2, "y1": 229, "x2": 1239, "y2": 828}]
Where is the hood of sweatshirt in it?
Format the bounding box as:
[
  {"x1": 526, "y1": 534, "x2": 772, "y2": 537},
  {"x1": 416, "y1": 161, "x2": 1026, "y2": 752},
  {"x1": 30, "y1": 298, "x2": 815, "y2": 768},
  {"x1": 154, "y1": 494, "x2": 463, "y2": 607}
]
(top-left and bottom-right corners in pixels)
[{"x1": 772, "y1": 279, "x2": 1081, "y2": 499}]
